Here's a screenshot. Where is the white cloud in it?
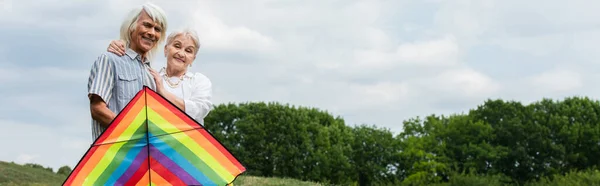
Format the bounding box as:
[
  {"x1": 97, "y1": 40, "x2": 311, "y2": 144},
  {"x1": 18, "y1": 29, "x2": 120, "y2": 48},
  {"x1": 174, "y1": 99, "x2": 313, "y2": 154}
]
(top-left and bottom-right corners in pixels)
[
  {"x1": 353, "y1": 82, "x2": 411, "y2": 107},
  {"x1": 180, "y1": 1, "x2": 277, "y2": 53},
  {"x1": 9, "y1": 93, "x2": 89, "y2": 126},
  {"x1": 0, "y1": 68, "x2": 20, "y2": 83},
  {"x1": 191, "y1": 16, "x2": 277, "y2": 53},
  {"x1": 568, "y1": 29, "x2": 600, "y2": 64},
  {"x1": 0, "y1": 66, "x2": 91, "y2": 141},
  {"x1": 530, "y1": 69, "x2": 583, "y2": 92},
  {"x1": 363, "y1": 28, "x2": 395, "y2": 50},
  {"x1": 489, "y1": 33, "x2": 568, "y2": 56},
  {"x1": 0, "y1": 120, "x2": 90, "y2": 170},
  {"x1": 416, "y1": 67, "x2": 500, "y2": 98},
  {"x1": 0, "y1": 66, "x2": 88, "y2": 84},
  {"x1": 351, "y1": 35, "x2": 460, "y2": 72},
  {"x1": 396, "y1": 35, "x2": 460, "y2": 66},
  {"x1": 434, "y1": 0, "x2": 498, "y2": 39},
  {"x1": 30, "y1": 67, "x2": 88, "y2": 82},
  {"x1": 16, "y1": 154, "x2": 38, "y2": 164},
  {"x1": 1, "y1": 0, "x2": 12, "y2": 13}
]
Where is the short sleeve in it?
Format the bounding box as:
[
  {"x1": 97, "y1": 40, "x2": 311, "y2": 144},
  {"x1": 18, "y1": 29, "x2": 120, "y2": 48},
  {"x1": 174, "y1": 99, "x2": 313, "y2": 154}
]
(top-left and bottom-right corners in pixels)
[{"x1": 87, "y1": 54, "x2": 115, "y2": 104}]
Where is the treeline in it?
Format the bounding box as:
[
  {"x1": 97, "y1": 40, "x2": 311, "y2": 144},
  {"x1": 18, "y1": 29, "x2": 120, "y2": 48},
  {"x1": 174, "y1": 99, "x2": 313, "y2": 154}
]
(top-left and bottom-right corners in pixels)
[
  {"x1": 204, "y1": 97, "x2": 600, "y2": 185},
  {"x1": 14, "y1": 162, "x2": 72, "y2": 176}
]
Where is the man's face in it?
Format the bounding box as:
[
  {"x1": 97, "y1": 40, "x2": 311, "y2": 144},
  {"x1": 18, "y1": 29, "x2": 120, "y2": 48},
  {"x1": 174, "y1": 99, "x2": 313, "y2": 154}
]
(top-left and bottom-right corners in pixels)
[{"x1": 130, "y1": 10, "x2": 162, "y2": 55}]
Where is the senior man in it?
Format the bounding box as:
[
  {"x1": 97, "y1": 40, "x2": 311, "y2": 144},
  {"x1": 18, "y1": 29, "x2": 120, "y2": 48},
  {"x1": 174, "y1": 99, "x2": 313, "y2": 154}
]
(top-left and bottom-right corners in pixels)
[{"x1": 87, "y1": 2, "x2": 168, "y2": 140}]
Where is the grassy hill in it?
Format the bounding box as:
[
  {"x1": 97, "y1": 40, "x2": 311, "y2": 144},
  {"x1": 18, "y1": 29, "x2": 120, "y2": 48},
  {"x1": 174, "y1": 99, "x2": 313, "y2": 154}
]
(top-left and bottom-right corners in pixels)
[
  {"x1": 0, "y1": 161, "x2": 323, "y2": 186},
  {"x1": 0, "y1": 161, "x2": 65, "y2": 186}
]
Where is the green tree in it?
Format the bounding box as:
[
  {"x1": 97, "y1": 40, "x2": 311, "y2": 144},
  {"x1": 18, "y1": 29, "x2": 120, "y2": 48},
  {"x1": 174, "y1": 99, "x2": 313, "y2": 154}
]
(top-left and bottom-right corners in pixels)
[
  {"x1": 436, "y1": 114, "x2": 506, "y2": 177},
  {"x1": 205, "y1": 102, "x2": 355, "y2": 185},
  {"x1": 203, "y1": 96, "x2": 600, "y2": 185},
  {"x1": 24, "y1": 163, "x2": 53, "y2": 173},
  {"x1": 57, "y1": 165, "x2": 72, "y2": 175},
  {"x1": 397, "y1": 116, "x2": 450, "y2": 185},
  {"x1": 350, "y1": 124, "x2": 400, "y2": 185}
]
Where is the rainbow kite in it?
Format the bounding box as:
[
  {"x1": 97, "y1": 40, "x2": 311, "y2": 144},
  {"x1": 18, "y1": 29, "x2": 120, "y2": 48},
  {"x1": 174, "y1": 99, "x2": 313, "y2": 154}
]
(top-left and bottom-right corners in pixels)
[{"x1": 63, "y1": 86, "x2": 246, "y2": 185}]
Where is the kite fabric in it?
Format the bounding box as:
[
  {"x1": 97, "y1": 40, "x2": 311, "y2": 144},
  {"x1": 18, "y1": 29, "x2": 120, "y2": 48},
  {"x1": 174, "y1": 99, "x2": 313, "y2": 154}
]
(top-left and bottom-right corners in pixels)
[{"x1": 63, "y1": 86, "x2": 246, "y2": 186}]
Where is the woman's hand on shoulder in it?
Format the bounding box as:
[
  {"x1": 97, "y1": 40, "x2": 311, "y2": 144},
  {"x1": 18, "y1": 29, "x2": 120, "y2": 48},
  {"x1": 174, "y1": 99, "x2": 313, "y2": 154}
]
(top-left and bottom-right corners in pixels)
[
  {"x1": 148, "y1": 68, "x2": 165, "y2": 95},
  {"x1": 107, "y1": 40, "x2": 126, "y2": 56}
]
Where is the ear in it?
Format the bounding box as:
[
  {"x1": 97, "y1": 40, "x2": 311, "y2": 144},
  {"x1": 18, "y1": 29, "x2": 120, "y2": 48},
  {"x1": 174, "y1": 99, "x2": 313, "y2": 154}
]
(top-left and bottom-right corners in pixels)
[{"x1": 163, "y1": 45, "x2": 167, "y2": 57}]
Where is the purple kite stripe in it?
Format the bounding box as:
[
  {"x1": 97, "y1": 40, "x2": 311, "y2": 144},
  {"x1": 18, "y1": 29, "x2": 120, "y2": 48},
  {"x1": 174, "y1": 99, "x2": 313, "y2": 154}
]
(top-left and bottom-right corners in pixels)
[
  {"x1": 115, "y1": 146, "x2": 148, "y2": 184},
  {"x1": 149, "y1": 144, "x2": 200, "y2": 185}
]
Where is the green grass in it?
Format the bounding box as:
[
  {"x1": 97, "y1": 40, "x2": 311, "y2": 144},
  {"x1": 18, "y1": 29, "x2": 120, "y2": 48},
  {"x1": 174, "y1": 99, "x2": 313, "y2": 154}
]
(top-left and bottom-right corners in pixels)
[
  {"x1": 232, "y1": 175, "x2": 323, "y2": 186},
  {"x1": 0, "y1": 161, "x2": 66, "y2": 186},
  {"x1": 0, "y1": 160, "x2": 322, "y2": 186}
]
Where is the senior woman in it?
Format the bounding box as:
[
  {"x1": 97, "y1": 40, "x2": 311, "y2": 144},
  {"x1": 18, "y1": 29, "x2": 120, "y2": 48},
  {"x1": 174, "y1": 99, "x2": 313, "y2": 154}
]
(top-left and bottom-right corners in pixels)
[{"x1": 107, "y1": 29, "x2": 213, "y2": 124}]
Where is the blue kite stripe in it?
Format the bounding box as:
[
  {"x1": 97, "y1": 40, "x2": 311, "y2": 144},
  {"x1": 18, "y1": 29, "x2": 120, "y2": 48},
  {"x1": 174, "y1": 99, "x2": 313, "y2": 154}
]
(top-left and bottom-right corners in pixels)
[
  {"x1": 111, "y1": 140, "x2": 149, "y2": 185},
  {"x1": 149, "y1": 136, "x2": 215, "y2": 185},
  {"x1": 148, "y1": 144, "x2": 202, "y2": 185}
]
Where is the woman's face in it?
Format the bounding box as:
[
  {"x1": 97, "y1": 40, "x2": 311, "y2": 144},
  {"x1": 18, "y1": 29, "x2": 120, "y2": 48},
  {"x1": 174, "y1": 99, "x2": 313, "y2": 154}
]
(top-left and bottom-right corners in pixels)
[{"x1": 164, "y1": 35, "x2": 197, "y2": 73}]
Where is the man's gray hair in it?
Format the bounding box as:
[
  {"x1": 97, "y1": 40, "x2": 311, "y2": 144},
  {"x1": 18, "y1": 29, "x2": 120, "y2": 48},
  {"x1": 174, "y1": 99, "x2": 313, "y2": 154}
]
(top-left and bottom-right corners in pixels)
[
  {"x1": 166, "y1": 28, "x2": 201, "y2": 56},
  {"x1": 119, "y1": 2, "x2": 168, "y2": 62}
]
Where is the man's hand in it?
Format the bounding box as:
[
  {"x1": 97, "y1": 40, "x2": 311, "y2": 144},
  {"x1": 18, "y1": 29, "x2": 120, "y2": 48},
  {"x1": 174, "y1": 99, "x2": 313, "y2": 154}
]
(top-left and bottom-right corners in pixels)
[{"x1": 89, "y1": 94, "x2": 116, "y2": 128}]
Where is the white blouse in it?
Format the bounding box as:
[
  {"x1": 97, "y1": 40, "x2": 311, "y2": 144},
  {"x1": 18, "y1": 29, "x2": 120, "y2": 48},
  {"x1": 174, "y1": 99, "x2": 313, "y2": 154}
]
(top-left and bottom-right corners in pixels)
[{"x1": 159, "y1": 68, "x2": 214, "y2": 125}]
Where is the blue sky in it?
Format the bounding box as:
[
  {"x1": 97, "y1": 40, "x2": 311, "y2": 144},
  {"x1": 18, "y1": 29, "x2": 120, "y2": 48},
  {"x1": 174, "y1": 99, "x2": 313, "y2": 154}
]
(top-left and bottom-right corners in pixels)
[{"x1": 1, "y1": 0, "x2": 599, "y2": 170}]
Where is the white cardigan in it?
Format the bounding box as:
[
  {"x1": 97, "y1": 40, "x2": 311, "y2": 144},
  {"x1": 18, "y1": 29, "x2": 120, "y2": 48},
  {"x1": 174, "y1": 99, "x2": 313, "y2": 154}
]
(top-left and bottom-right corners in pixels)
[{"x1": 159, "y1": 68, "x2": 214, "y2": 125}]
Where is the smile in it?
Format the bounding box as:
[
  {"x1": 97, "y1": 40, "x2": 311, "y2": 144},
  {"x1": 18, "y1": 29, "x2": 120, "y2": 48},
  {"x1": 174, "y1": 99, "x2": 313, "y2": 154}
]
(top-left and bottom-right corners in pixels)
[{"x1": 142, "y1": 35, "x2": 155, "y2": 43}]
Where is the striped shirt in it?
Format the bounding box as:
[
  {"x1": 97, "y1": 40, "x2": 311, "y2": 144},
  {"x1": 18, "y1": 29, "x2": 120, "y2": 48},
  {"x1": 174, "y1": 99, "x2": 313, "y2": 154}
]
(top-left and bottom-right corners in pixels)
[{"x1": 87, "y1": 48, "x2": 156, "y2": 141}]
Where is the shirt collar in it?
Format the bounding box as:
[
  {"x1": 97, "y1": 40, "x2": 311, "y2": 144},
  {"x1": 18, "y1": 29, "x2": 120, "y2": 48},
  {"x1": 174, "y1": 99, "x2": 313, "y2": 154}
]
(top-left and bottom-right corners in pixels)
[{"x1": 125, "y1": 47, "x2": 151, "y2": 65}]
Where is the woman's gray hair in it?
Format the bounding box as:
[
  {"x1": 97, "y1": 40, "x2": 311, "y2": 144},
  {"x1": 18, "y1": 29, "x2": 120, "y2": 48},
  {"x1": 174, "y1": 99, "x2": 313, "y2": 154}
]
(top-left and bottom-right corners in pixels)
[
  {"x1": 119, "y1": 2, "x2": 168, "y2": 62},
  {"x1": 165, "y1": 28, "x2": 201, "y2": 56}
]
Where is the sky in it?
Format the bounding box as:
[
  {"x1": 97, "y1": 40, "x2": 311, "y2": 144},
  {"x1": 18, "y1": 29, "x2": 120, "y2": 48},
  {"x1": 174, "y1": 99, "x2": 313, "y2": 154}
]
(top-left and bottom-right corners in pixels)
[{"x1": 1, "y1": 0, "x2": 600, "y2": 170}]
